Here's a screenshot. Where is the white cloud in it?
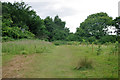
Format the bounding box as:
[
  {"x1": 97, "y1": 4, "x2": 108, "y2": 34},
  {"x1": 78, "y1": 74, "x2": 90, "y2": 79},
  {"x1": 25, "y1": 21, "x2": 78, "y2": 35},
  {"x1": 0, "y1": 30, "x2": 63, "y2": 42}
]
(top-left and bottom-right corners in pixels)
[{"x1": 1, "y1": 0, "x2": 119, "y2": 33}]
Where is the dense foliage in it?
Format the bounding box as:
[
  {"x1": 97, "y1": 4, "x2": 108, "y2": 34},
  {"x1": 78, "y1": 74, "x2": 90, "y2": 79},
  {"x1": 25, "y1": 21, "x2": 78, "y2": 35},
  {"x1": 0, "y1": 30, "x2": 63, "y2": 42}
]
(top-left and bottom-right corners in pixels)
[
  {"x1": 2, "y1": 2, "x2": 35, "y2": 40},
  {"x1": 44, "y1": 16, "x2": 70, "y2": 41},
  {"x1": 2, "y1": 1, "x2": 118, "y2": 43},
  {"x1": 2, "y1": 2, "x2": 70, "y2": 41},
  {"x1": 75, "y1": 12, "x2": 118, "y2": 43}
]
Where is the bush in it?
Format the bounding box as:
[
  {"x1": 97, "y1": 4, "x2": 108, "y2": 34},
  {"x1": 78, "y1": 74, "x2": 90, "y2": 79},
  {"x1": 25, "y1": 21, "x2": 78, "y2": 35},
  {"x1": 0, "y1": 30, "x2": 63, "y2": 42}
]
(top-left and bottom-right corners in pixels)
[
  {"x1": 2, "y1": 26, "x2": 35, "y2": 41},
  {"x1": 20, "y1": 50, "x2": 28, "y2": 55},
  {"x1": 99, "y1": 35, "x2": 117, "y2": 44},
  {"x1": 88, "y1": 36, "x2": 96, "y2": 43},
  {"x1": 2, "y1": 36, "x2": 14, "y2": 41},
  {"x1": 35, "y1": 47, "x2": 47, "y2": 53},
  {"x1": 67, "y1": 41, "x2": 80, "y2": 45},
  {"x1": 20, "y1": 30, "x2": 35, "y2": 39},
  {"x1": 53, "y1": 41, "x2": 67, "y2": 46},
  {"x1": 74, "y1": 56, "x2": 93, "y2": 70},
  {"x1": 96, "y1": 45, "x2": 102, "y2": 55}
]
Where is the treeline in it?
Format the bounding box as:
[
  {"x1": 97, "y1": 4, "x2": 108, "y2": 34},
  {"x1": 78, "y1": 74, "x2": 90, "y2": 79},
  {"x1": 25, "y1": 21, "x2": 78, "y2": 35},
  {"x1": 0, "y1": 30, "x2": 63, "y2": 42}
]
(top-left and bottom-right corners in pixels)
[
  {"x1": 2, "y1": 2, "x2": 69, "y2": 41},
  {"x1": 1, "y1": 2, "x2": 119, "y2": 43}
]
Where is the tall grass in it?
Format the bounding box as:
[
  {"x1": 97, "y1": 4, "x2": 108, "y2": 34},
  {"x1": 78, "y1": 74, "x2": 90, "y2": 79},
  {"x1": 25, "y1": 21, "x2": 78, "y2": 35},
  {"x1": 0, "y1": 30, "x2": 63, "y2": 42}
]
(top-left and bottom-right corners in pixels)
[
  {"x1": 74, "y1": 56, "x2": 93, "y2": 70},
  {"x1": 2, "y1": 40, "x2": 55, "y2": 55}
]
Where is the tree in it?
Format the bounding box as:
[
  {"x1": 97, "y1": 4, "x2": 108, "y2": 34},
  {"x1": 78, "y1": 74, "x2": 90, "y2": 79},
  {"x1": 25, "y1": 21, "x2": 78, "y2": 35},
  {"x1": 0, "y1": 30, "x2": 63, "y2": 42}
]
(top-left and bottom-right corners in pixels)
[
  {"x1": 44, "y1": 16, "x2": 55, "y2": 41},
  {"x1": 44, "y1": 15, "x2": 70, "y2": 41},
  {"x1": 2, "y1": 2, "x2": 48, "y2": 40},
  {"x1": 54, "y1": 15, "x2": 66, "y2": 29},
  {"x1": 2, "y1": 2, "x2": 37, "y2": 40},
  {"x1": 53, "y1": 15, "x2": 69, "y2": 41},
  {"x1": 66, "y1": 32, "x2": 77, "y2": 41},
  {"x1": 76, "y1": 12, "x2": 113, "y2": 40},
  {"x1": 113, "y1": 17, "x2": 120, "y2": 36}
]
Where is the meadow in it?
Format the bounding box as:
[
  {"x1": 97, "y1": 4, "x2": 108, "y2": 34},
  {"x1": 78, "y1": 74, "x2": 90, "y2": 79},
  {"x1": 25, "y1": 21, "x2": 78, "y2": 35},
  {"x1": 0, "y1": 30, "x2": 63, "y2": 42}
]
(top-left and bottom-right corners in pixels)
[
  {"x1": 1, "y1": 1, "x2": 119, "y2": 79},
  {"x1": 2, "y1": 40, "x2": 118, "y2": 78}
]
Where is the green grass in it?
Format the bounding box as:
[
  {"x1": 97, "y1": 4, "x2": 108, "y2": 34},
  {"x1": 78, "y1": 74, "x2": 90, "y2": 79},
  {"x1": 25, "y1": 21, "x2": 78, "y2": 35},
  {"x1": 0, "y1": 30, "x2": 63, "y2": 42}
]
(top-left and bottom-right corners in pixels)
[
  {"x1": 2, "y1": 40, "x2": 118, "y2": 78},
  {"x1": 23, "y1": 44, "x2": 118, "y2": 78}
]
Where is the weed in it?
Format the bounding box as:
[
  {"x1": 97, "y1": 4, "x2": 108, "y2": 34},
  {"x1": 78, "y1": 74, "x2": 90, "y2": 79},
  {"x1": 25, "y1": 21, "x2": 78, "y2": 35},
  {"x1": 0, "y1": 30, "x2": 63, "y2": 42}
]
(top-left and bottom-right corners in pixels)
[{"x1": 74, "y1": 56, "x2": 93, "y2": 70}]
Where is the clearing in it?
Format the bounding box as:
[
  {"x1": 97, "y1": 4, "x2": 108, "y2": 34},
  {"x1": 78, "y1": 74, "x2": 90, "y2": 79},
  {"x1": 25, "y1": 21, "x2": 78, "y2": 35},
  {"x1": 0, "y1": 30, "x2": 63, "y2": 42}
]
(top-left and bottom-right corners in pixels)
[{"x1": 2, "y1": 43, "x2": 118, "y2": 78}]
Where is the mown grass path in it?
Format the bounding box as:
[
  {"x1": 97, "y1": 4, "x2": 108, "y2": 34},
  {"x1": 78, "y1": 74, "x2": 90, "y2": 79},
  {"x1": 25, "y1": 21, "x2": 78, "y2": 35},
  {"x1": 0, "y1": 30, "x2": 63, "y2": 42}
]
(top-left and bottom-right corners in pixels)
[{"x1": 23, "y1": 45, "x2": 75, "y2": 78}]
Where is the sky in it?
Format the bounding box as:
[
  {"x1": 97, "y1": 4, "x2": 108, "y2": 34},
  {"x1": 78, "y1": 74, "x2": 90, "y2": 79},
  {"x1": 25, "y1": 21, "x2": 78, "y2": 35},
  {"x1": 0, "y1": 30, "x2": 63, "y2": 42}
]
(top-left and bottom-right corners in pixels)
[{"x1": 1, "y1": 0, "x2": 120, "y2": 33}]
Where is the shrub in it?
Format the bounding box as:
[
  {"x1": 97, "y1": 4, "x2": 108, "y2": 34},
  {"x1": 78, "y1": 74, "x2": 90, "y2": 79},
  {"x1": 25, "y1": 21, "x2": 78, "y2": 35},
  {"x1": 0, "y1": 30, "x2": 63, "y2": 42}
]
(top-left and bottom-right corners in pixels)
[
  {"x1": 20, "y1": 50, "x2": 28, "y2": 55},
  {"x1": 88, "y1": 36, "x2": 96, "y2": 43},
  {"x1": 96, "y1": 45, "x2": 102, "y2": 55},
  {"x1": 2, "y1": 26, "x2": 35, "y2": 41},
  {"x1": 74, "y1": 56, "x2": 93, "y2": 70},
  {"x1": 99, "y1": 35, "x2": 117, "y2": 44},
  {"x1": 35, "y1": 47, "x2": 47, "y2": 53},
  {"x1": 54, "y1": 41, "x2": 60, "y2": 46},
  {"x1": 53, "y1": 41, "x2": 67, "y2": 46},
  {"x1": 2, "y1": 36, "x2": 14, "y2": 41}
]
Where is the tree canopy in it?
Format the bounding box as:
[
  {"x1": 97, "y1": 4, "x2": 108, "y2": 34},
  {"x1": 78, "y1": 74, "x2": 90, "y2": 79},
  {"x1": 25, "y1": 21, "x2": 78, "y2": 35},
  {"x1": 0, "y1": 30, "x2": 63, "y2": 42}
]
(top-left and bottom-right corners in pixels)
[
  {"x1": 1, "y1": 1, "x2": 118, "y2": 43},
  {"x1": 76, "y1": 12, "x2": 113, "y2": 39},
  {"x1": 75, "y1": 12, "x2": 117, "y2": 43}
]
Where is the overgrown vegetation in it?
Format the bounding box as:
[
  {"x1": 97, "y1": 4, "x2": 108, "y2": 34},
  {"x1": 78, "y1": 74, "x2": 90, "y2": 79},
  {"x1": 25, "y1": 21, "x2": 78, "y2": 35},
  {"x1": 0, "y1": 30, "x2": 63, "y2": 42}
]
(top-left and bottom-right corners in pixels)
[{"x1": 2, "y1": 40, "x2": 54, "y2": 55}]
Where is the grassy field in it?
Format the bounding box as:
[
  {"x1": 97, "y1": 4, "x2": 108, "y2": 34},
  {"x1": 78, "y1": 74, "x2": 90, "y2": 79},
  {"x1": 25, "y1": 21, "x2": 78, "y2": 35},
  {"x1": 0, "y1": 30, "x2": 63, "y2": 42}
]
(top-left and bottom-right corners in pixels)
[{"x1": 2, "y1": 40, "x2": 118, "y2": 78}]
